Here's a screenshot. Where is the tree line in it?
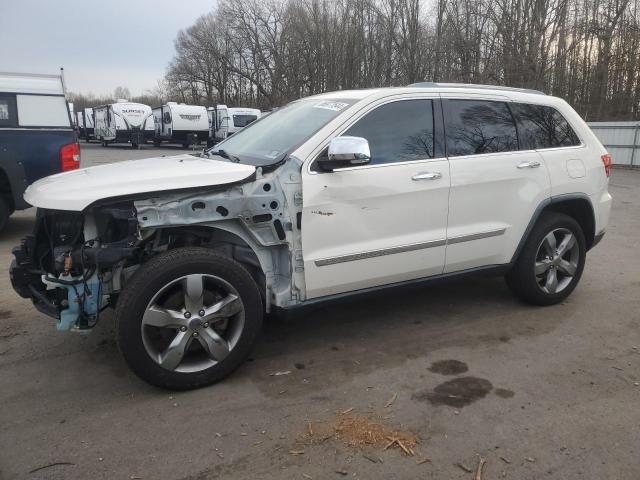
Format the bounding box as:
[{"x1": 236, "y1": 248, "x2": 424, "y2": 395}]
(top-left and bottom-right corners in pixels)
[{"x1": 77, "y1": 0, "x2": 640, "y2": 121}]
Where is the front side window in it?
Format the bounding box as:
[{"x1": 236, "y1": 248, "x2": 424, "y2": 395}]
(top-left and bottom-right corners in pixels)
[
  {"x1": 233, "y1": 114, "x2": 257, "y2": 127},
  {"x1": 343, "y1": 99, "x2": 435, "y2": 165},
  {"x1": 511, "y1": 103, "x2": 580, "y2": 149},
  {"x1": 445, "y1": 100, "x2": 518, "y2": 157}
]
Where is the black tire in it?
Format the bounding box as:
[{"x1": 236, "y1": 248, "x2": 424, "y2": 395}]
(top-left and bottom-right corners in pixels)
[
  {"x1": 0, "y1": 196, "x2": 9, "y2": 232},
  {"x1": 116, "y1": 247, "x2": 263, "y2": 389},
  {"x1": 506, "y1": 212, "x2": 586, "y2": 306}
]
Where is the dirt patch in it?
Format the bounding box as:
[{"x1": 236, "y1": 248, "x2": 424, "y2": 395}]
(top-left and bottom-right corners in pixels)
[
  {"x1": 414, "y1": 376, "x2": 493, "y2": 408},
  {"x1": 428, "y1": 359, "x2": 469, "y2": 375},
  {"x1": 494, "y1": 388, "x2": 515, "y2": 398},
  {"x1": 299, "y1": 412, "x2": 419, "y2": 456},
  {"x1": 0, "y1": 310, "x2": 12, "y2": 320}
]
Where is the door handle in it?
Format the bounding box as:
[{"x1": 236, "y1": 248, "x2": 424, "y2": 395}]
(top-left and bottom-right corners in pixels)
[
  {"x1": 517, "y1": 160, "x2": 541, "y2": 169},
  {"x1": 412, "y1": 172, "x2": 442, "y2": 181}
]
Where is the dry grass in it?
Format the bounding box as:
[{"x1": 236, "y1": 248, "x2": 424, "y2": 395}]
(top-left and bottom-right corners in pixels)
[{"x1": 301, "y1": 412, "x2": 419, "y2": 456}]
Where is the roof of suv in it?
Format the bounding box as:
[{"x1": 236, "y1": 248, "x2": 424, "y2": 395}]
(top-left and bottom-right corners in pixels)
[{"x1": 309, "y1": 83, "x2": 555, "y2": 105}]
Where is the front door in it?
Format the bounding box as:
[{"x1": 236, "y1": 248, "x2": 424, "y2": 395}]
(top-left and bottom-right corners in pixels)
[{"x1": 302, "y1": 98, "x2": 451, "y2": 299}]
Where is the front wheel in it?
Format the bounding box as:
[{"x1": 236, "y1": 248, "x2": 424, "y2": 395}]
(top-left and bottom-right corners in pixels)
[
  {"x1": 116, "y1": 248, "x2": 263, "y2": 389},
  {"x1": 506, "y1": 212, "x2": 586, "y2": 306}
]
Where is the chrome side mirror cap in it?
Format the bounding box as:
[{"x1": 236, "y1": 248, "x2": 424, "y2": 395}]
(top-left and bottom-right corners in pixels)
[{"x1": 318, "y1": 136, "x2": 371, "y2": 171}]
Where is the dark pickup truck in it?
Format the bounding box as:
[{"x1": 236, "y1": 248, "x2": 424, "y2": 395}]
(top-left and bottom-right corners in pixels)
[{"x1": 0, "y1": 72, "x2": 80, "y2": 231}]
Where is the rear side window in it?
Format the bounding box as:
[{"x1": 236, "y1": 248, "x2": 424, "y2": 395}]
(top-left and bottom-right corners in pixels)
[
  {"x1": 445, "y1": 100, "x2": 518, "y2": 157},
  {"x1": 0, "y1": 94, "x2": 18, "y2": 128},
  {"x1": 343, "y1": 99, "x2": 435, "y2": 165},
  {"x1": 511, "y1": 103, "x2": 580, "y2": 149},
  {"x1": 16, "y1": 95, "x2": 70, "y2": 127}
]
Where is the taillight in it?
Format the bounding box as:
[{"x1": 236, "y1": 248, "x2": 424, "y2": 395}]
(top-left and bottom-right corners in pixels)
[
  {"x1": 601, "y1": 153, "x2": 612, "y2": 178},
  {"x1": 60, "y1": 142, "x2": 80, "y2": 171}
]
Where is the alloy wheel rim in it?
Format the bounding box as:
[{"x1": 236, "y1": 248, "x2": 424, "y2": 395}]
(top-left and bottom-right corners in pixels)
[
  {"x1": 141, "y1": 274, "x2": 245, "y2": 373},
  {"x1": 534, "y1": 228, "x2": 580, "y2": 295}
]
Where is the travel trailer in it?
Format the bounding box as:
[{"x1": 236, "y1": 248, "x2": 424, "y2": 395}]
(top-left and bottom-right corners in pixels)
[
  {"x1": 152, "y1": 103, "x2": 209, "y2": 147},
  {"x1": 76, "y1": 107, "x2": 95, "y2": 141},
  {"x1": 0, "y1": 71, "x2": 79, "y2": 231},
  {"x1": 94, "y1": 101, "x2": 153, "y2": 148},
  {"x1": 208, "y1": 105, "x2": 261, "y2": 145}
]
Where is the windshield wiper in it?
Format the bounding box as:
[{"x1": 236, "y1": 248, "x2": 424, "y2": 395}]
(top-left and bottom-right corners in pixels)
[{"x1": 210, "y1": 149, "x2": 241, "y2": 163}]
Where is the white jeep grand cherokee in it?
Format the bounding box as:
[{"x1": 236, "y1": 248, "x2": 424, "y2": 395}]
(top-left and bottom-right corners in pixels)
[{"x1": 10, "y1": 83, "x2": 612, "y2": 389}]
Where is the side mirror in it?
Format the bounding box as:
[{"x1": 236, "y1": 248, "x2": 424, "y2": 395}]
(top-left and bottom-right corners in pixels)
[{"x1": 318, "y1": 136, "x2": 371, "y2": 171}]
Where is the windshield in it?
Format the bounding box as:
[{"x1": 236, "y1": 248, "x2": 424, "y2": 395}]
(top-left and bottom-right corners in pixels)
[
  {"x1": 206, "y1": 98, "x2": 356, "y2": 166},
  {"x1": 232, "y1": 114, "x2": 258, "y2": 127}
]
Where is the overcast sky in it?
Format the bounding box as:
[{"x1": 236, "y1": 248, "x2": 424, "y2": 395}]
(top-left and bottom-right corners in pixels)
[{"x1": 0, "y1": 0, "x2": 215, "y2": 96}]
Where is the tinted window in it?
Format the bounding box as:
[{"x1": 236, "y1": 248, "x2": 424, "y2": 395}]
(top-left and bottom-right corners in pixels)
[
  {"x1": 0, "y1": 94, "x2": 17, "y2": 128},
  {"x1": 343, "y1": 99, "x2": 435, "y2": 165},
  {"x1": 233, "y1": 114, "x2": 258, "y2": 127},
  {"x1": 511, "y1": 103, "x2": 580, "y2": 149},
  {"x1": 445, "y1": 100, "x2": 518, "y2": 156}
]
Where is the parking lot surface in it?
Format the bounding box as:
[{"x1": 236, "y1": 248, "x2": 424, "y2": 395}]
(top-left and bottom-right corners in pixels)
[{"x1": 0, "y1": 144, "x2": 639, "y2": 479}]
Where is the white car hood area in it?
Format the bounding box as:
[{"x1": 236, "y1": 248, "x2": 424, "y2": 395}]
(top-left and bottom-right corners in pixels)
[{"x1": 24, "y1": 155, "x2": 256, "y2": 211}]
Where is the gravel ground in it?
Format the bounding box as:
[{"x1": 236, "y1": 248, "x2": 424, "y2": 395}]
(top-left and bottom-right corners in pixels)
[{"x1": 0, "y1": 145, "x2": 638, "y2": 480}]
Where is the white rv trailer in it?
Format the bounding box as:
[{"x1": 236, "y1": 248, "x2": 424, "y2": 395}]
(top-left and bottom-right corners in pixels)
[
  {"x1": 207, "y1": 104, "x2": 261, "y2": 145},
  {"x1": 76, "y1": 107, "x2": 95, "y2": 141},
  {"x1": 152, "y1": 102, "x2": 209, "y2": 147},
  {"x1": 94, "y1": 100, "x2": 153, "y2": 148}
]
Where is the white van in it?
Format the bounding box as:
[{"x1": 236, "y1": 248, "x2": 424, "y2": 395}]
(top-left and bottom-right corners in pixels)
[
  {"x1": 94, "y1": 101, "x2": 153, "y2": 149},
  {"x1": 207, "y1": 105, "x2": 261, "y2": 145},
  {"x1": 152, "y1": 103, "x2": 209, "y2": 147},
  {"x1": 76, "y1": 107, "x2": 95, "y2": 141}
]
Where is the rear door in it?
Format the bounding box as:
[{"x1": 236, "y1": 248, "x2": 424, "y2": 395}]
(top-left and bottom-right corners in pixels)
[
  {"x1": 302, "y1": 97, "x2": 451, "y2": 298},
  {"x1": 443, "y1": 97, "x2": 551, "y2": 272}
]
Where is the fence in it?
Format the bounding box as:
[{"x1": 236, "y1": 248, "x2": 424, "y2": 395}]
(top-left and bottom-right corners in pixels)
[{"x1": 587, "y1": 121, "x2": 640, "y2": 166}]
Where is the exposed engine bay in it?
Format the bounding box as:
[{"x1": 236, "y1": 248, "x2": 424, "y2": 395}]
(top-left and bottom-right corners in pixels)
[{"x1": 10, "y1": 158, "x2": 305, "y2": 332}]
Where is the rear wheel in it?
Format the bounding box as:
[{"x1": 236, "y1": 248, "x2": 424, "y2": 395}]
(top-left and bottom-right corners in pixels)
[
  {"x1": 116, "y1": 247, "x2": 263, "y2": 389},
  {"x1": 506, "y1": 212, "x2": 586, "y2": 305},
  {"x1": 0, "y1": 196, "x2": 9, "y2": 232}
]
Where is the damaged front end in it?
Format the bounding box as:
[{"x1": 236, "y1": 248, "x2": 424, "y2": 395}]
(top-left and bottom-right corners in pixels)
[
  {"x1": 10, "y1": 205, "x2": 140, "y2": 331},
  {"x1": 10, "y1": 156, "x2": 307, "y2": 332}
]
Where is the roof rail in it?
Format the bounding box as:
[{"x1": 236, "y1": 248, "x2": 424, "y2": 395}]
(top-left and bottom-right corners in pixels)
[{"x1": 408, "y1": 82, "x2": 546, "y2": 95}]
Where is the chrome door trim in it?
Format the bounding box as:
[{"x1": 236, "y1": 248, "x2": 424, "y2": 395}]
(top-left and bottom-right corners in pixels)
[
  {"x1": 314, "y1": 238, "x2": 447, "y2": 266},
  {"x1": 446, "y1": 228, "x2": 507, "y2": 245},
  {"x1": 313, "y1": 228, "x2": 507, "y2": 266}
]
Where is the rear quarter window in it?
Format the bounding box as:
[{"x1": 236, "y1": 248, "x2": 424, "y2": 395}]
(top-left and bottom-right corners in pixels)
[
  {"x1": 16, "y1": 95, "x2": 71, "y2": 127},
  {"x1": 511, "y1": 103, "x2": 580, "y2": 149}
]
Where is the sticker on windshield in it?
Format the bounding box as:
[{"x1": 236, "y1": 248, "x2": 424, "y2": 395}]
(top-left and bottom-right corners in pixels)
[
  {"x1": 313, "y1": 101, "x2": 349, "y2": 111},
  {"x1": 265, "y1": 150, "x2": 281, "y2": 159}
]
